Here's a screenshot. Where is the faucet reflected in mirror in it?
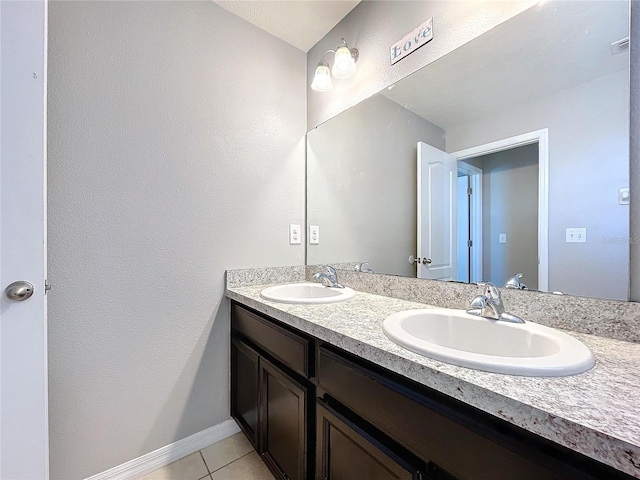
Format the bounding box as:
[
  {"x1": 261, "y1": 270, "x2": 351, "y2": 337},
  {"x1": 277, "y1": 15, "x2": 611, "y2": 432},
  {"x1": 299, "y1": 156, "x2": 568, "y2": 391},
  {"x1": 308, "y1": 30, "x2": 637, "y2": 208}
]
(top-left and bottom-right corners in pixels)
[
  {"x1": 355, "y1": 262, "x2": 374, "y2": 273},
  {"x1": 505, "y1": 273, "x2": 527, "y2": 290},
  {"x1": 306, "y1": 0, "x2": 630, "y2": 301}
]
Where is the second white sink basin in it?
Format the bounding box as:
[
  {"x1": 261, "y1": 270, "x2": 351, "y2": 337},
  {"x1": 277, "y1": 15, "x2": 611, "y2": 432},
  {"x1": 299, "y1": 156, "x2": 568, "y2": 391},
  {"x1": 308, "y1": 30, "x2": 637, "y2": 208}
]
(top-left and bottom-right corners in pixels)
[
  {"x1": 383, "y1": 308, "x2": 594, "y2": 376},
  {"x1": 260, "y1": 282, "x2": 355, "y2": 304}
]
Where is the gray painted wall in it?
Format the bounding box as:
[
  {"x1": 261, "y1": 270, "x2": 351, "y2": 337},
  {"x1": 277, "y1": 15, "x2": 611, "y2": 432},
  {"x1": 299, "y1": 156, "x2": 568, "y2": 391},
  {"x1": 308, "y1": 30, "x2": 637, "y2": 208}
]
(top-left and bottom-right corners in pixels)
[
  {"x1": 447, "y1": 71, "x2": 629, "y2": 300},
  {"x1": 307, "y1": 0, "x2": 537, "y2": 129},
  {"x1": 307, "y1": 95, "x2": 444, "y2": 277},
  {"x1": 470, "y1": 145, "x2": 539, "y2": 289},
  {"x1": 47, "y1": 2, "x2": 305, "y2": 478}
]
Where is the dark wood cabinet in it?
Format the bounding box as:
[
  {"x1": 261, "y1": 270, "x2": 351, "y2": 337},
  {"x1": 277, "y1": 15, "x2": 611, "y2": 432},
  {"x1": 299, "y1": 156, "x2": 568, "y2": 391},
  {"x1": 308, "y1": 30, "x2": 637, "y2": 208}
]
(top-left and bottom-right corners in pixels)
[
  {"x1": 232, "y1": 302, "x2": 311, "y2": 378},
  {"x1": 260, "y1": 357, "x2": 309, "y2": 480},
  {"x1": 230, "y1": 301, "x2": 634, "y2": 480},
  {"x1": 230, "y1": 337, "x2": 259, "y2": 448},
  {"x1": 316, "y1": 346, "x2": 567, "y2": 480},
  {"x1": 316, "y1": 399, "x2": 425, "y2": 480},
  {"x1": 231, "y1": 303, "x2": 313, "y2": 480}
]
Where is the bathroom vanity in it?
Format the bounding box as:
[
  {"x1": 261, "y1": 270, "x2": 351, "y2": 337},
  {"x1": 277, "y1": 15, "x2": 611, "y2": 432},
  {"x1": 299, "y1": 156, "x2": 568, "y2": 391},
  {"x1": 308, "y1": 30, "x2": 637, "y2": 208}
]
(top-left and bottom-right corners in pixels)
[{"x1": 226, "y1": 268, "x2": 640, "y2": 480}]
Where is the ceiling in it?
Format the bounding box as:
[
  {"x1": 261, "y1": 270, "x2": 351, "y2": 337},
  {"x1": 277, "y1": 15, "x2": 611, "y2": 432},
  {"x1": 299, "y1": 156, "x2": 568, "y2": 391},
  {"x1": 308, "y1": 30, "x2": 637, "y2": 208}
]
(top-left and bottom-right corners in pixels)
[{"x1": 214, "y1": 1, "x2": 361, "y2": 52}]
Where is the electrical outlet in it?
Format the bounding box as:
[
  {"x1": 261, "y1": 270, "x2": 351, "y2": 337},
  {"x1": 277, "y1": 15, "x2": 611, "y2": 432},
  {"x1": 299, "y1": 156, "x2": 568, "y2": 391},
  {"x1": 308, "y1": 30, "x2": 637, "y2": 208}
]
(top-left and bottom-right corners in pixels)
[
  {"x1": 289, "y1": 224, "x2": 301, "y2": 245},
  {"x1": 309, "y1": 225, "x2": 320, "y2": 245},
  {"x1": 499, "y1": 233, "x2": 507, "y2": 244},
  {"x1": 566, "y1": 227, "x2": 587, "y2": 243}
]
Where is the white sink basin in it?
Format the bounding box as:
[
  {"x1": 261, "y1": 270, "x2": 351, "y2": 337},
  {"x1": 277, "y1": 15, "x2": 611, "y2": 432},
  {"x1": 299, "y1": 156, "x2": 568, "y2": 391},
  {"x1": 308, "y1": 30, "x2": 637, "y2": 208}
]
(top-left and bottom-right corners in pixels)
[
  {"x1": 383, "y1": 308, "x2": 594, "y2": 376},
  {"x1": 260, "y1": 282, "x2": 355, "y2": 304}
]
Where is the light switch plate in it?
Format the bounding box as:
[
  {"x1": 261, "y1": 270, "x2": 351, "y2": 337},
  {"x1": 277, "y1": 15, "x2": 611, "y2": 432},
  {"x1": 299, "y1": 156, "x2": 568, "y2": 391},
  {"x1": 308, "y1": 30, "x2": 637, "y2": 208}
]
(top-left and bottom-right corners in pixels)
[
  {"x1": 309, "y1": 225, "x2": 320, "y2": 245},
  {"x1": 289, "y1": 224, "x2": 301, "y2": 245},
  {"x1": 566, "y1": 227, "x2": 587, "y2": 243},
  {"x1": 499, "y1": 233, "x2": 507, "y2": 243}
]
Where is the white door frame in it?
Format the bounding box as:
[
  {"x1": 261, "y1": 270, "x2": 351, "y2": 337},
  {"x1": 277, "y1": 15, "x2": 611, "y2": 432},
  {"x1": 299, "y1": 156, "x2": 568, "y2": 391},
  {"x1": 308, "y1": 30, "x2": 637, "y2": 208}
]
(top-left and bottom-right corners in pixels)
[
  {"x1": 0, "y1": 1, "x2": 49, "y2": 478},
  {"x1": 452, "y1": 129, "x2": 549, "y2": 291},
  {"x1": 456, "y1": 162, "x2": 483, "y2": 283}
]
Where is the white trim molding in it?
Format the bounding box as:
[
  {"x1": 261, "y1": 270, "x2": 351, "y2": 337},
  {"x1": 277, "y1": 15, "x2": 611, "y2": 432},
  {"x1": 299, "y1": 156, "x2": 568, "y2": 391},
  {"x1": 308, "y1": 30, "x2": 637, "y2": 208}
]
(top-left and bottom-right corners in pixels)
[
  {"x1": 85, "y1": 419, "x2": 241, "y2": 480},
  {"x1": 452, "y1": 128, "x2": 550, "y2": 291},
  {"x1": 456, "y1": 162, "x2": 483, "y2": 283}
]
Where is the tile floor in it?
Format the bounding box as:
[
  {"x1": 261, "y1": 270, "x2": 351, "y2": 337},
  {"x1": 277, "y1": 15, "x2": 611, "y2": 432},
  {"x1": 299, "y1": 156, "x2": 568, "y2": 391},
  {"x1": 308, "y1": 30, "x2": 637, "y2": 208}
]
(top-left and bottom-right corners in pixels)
[{"x1": 138, "y1": 432, "x2": 275, "y2": 480}]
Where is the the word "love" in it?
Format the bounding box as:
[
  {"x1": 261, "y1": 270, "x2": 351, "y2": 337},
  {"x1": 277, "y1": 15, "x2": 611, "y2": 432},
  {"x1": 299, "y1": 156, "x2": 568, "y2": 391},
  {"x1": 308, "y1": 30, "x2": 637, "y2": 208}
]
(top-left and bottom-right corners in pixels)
[{"x1": 390, "y1": 18, "x2": 433, "y2": 65}]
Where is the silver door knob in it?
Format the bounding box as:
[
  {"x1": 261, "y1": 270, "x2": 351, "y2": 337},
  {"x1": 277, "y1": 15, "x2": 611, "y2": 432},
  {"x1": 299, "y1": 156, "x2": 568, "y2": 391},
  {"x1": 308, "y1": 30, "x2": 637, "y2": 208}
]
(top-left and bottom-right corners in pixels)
[
  {"x1": 409, "y1": 256, "x2": 432, "y2": 265},
  {"x1": 5, "y1": 281, "x2": 34, "y2": 301}
]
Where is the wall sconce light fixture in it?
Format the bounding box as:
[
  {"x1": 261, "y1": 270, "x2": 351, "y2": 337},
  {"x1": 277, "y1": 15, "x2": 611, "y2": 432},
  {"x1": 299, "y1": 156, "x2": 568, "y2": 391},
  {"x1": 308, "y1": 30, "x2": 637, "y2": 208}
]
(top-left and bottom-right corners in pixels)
[{"x1": 311, "y1": 38, "x2": 359, "y2": 92}]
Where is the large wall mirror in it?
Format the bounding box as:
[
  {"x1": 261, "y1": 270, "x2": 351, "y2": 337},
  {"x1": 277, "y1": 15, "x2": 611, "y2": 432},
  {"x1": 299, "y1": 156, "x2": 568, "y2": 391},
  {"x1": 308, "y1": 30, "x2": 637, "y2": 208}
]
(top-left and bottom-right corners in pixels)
[{"x1": 306, "y1": 1, "x2": 630, "y2": 301}]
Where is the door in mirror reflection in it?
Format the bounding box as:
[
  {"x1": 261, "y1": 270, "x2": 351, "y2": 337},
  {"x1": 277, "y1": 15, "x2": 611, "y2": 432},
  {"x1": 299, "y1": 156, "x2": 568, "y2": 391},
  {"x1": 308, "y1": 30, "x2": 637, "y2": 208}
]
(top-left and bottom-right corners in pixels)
[{"x1": 417, "y1": 142, "x2": 457, "y2": 281}]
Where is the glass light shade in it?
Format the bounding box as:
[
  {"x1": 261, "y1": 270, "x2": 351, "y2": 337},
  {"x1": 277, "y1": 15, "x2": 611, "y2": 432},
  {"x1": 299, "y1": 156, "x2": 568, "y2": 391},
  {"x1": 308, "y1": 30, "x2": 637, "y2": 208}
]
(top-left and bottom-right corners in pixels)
[
  {"x1": 311, "y1": 64, "x2": 333, "y2": 92},
  {"x1": 332, "y1": 46, "x2": 356, "y2": 78}
]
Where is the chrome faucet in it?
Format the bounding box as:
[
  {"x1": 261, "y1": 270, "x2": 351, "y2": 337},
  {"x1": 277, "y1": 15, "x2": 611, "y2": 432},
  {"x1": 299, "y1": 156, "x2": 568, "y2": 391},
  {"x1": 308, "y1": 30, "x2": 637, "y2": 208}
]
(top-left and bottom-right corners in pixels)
[
  {"x1": 505, "y1": 273, "x2": 527, "y2": 290},
  {"x1": 312, "y1": 265, "x2": 344, "y2": 288},
  {"x1": 467, "y1": 282, "x2": 525, "y2": 324},
  {"x1": 355, "y1": 262, "x2": 374, "y2": 273}
]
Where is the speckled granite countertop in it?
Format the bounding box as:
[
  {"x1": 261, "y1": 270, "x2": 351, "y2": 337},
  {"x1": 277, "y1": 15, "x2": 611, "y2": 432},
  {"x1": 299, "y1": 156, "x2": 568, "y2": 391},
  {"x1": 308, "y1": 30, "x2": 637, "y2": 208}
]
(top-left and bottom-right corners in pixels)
[{"x1": 226, "y1": 283, "x2": 640, "y2": 478}]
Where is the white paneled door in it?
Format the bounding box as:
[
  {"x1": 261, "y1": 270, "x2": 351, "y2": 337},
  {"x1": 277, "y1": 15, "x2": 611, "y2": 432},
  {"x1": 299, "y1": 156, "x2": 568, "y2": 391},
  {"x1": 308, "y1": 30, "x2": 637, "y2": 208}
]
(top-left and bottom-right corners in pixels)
[
  {"x1": 417, "y1": 142, "x2": 457, "y2": 281},
  {"x1": 0, "y1": 1, "x2": 49, "y2": 478}
]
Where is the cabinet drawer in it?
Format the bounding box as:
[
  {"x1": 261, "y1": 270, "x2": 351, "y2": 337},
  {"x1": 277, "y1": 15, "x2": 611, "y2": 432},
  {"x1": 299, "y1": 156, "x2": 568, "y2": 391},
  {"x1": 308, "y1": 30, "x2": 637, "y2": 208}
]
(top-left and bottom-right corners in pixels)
[
  {"x1": 231, "y1": 303, "x2": 311, "y2": 378},
  {"x1": 317, "y1": 346, "x2": 566, "y2": 480}
]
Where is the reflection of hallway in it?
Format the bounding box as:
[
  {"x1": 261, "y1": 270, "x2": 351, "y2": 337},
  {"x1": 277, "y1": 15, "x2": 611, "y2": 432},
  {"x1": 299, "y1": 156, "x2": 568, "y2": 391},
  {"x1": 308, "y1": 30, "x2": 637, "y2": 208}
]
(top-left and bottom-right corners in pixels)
[{"x1": 458, "y1": 143, "x2": 539, "y2": 290}]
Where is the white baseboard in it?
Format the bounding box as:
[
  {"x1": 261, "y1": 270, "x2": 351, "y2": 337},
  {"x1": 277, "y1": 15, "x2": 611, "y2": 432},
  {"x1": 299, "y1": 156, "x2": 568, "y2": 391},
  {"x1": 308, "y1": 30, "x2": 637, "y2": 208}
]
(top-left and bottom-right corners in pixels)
[{"x1": 85, "y1": 419, "x2": 241, "y2": 480}]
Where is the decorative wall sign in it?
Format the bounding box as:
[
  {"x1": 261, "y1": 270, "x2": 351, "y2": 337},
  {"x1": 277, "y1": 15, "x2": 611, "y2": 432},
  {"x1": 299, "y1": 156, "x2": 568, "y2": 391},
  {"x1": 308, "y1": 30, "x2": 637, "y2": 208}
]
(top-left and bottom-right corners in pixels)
[{"x1": 390, "y1": 18, "x2": 433, "y2": 65}]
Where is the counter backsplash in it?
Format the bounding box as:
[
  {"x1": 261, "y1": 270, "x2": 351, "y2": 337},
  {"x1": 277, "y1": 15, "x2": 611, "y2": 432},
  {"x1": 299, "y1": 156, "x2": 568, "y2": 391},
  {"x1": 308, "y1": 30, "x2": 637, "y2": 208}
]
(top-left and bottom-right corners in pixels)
[{"x1": 227, "y1": 265, "x2": 640, "y2": 344}]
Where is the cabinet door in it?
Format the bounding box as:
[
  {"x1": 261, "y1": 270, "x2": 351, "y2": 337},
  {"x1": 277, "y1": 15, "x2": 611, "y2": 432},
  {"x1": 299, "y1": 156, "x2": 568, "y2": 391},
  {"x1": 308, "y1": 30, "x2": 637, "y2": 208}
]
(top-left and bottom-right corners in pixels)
[
  {"x1": 231, "y1": 337, "x2": 260, "y2": 448},
  {"x1": 260, "y1": 357, "x2": 308, "y2": 480},
  {"x1": 316, "y1": 400, "x2": 423, "y2": 480}
]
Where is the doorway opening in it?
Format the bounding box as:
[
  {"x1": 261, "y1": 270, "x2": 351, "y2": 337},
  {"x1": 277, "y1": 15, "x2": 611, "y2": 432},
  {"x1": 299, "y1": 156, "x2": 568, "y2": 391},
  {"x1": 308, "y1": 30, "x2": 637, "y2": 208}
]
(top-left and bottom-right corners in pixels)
[{"x1": 452, "y1": 129, "x2": 549, "y2": 291}]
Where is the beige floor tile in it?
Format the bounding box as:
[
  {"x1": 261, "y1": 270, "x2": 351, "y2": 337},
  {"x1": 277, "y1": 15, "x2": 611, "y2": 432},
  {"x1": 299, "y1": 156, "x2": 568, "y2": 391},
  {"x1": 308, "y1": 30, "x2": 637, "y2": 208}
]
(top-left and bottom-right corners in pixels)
[
  {"x1": 200, "y1": 432, "x2": 254, "y2": 473},
  {"x1": 138, "y1": 452, "x2": 209, "y2": 480},
  {"x1": 210, "y1": 452, "x2": 274, "y2": 480}
]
